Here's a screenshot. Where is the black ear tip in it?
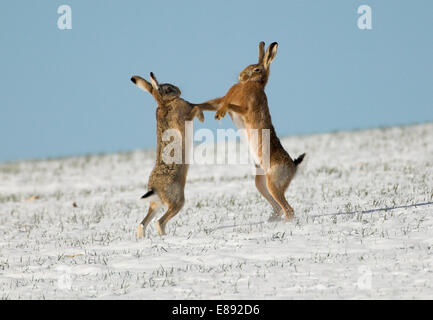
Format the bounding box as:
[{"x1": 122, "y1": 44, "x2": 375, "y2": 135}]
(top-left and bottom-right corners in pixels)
[{"x1": 130, "y1": 77, "x2": 136, "y2": 84}]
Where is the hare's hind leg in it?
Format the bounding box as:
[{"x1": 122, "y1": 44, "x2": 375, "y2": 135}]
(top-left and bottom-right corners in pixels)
[
  {"x1": 266, "y1": 180, "x2": 294, "y2": 220},
  {"x1": 255, "y1": 173, "x2": 283, "y2": 221},
  {"x1": 155, "y1": 199, "x2": 185, "y2": 236},
  {"x1": 137, "y1": 201, "x2": 161, "y2": 238},
  {"x1": 265, "y1": 168, "x2": 294, "y2": 220}
]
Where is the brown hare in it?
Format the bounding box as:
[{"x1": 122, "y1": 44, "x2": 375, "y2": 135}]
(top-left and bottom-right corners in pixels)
[
  {"x1": 131, "y1": 72, "x2": 206, "y2": 237},
  {"x1": 195, "y1": 42, "x2": 305, "y2": 221}
]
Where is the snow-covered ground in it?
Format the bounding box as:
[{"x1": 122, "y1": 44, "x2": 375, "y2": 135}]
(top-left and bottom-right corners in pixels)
[{"x1": 0, "y1": 123, "x2": 432, "y2": 299}]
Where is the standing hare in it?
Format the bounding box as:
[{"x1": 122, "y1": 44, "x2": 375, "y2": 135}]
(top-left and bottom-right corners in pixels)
[
  {"x1": 131, "y1": 72, "x2": 205, "y2": 237},
  {"x1": 195, "y1": 42, "x2": 305, "y2": 221}
]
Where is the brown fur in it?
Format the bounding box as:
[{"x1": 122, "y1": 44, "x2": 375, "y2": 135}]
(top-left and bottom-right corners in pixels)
[
  {"x1": 194, "y1": 42, "x2": 305, "y2": 220},
  {"x1": 131, "y1": 72, "x2": 206, "y2": 237}
]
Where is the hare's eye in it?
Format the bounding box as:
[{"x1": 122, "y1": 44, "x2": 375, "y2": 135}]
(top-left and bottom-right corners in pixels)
[{"x1": 254, "y1": 68, "x2": 261, "y2": 72}]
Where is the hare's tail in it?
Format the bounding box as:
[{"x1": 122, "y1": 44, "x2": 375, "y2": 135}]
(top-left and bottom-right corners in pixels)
[
  {"x1": 140, "y1": 189, "x2": 155, "y2": 199},
  {"x1": 294, "y1": 153, "x2": 306, "y2": 166}
]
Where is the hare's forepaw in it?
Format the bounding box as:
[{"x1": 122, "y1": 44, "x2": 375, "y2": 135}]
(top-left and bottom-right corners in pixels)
[
  {"x1": 215, "y1": 109, "x2": 226, "y2": 120},
  {"x1": 198, "y1": 111, "x2": 205, "y2": 122}
]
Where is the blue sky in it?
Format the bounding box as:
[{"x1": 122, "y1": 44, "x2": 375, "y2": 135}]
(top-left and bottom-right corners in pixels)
[{"x1": 0, "y1": 0, "x2": 432, "y2": 162}]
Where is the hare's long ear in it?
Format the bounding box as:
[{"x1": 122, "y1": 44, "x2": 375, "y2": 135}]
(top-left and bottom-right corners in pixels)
[
  {"x1": 131, "y1": 76, "x2": 153, "y2": 94},
  {"x1": 149, "y1": 72, "x2": 163, "y2": 103},
  {"x1": 263, "y1": 42, "x2": 278, "y2": 70},
  {"x1": 258, "y1": 41, "x2": 265, "y2": 64},
  {"x1": 149, "y1": 72, "x2": 159, "y2": 91}
]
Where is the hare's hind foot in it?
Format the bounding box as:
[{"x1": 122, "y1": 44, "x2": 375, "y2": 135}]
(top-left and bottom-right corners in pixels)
[
  {"x1": 283, "y1": 215, "x2": 294, "y2": 222},
  {"x1": 268, "y1": 209, "x2": 294, "y2": 222},
  {"x1": 267, "y1": 214, "x2": 281, "y2": 222},
  {"x1": 268, "y1": 209, "x2": 283, "y2": 222},
  {"x1": 283, "y1": 207, "x2": 295, "y2": 221},
  {"x1": 155, "y1": 220, "x2": 166, "y2": 236},
  {"x1": 137, "y1": 224, "x2": 145, "y2": 238}
]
